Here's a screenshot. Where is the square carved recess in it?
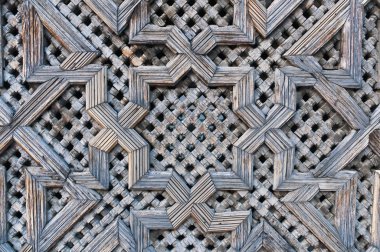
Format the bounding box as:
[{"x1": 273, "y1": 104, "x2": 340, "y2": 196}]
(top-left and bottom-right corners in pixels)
[{"x1": 0, "y1": 0, "x2": 379, "y2": 251}]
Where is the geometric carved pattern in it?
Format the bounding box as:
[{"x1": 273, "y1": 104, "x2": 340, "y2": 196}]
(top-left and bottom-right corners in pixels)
[{"x1": 0, "y1": 0, "x2": 379, "y2": 251}]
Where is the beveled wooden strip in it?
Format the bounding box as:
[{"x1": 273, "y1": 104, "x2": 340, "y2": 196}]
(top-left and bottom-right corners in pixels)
[
  {"x1": 70, "y1": 171, "x2": 110, "y2": 190},
  {"x1": 241, "y1": 220, "x2": 264, "y2": 252},
  {"x1": 25, "y1": 167, "x2": 49, "y2": 251},
  {"x1": 118, "y1": 0, "x2": 142, "y2": 34},
  {"x1": 233, "y1": 0, "x2": 255, "y2": 42},
  {"x1": 191, "y1": 203, "x2": 214, "y2": 233},
  {"x1": 89, "y1": 128, "x2": 118, "y2": 152},
  {"x1": 191, "y1": 26, "x2": 254, "y2": 54},
  {"x1": 248, "y1": 0, "x2": 266, "y2": 37},
  {"x1": 0, "y1": 98, "x2": 12, "y2": 126},
  {"x1": 265, "y1": 129, "x2": 294, "y2": 153},
  {"x1": 266, "y1": 105, "x2": 295, "y2": 129},
  {"x1": 372, "y1": 170, "x2": 380, "y2": 248},
  {"x1": 87, "y1": 103, "x2": 118, "y2": 129},
  {"x1": 339, "y1": 0, "x2": 363, "y2": 84},
  {"x1": 60, "y1": 52, "x2": 98, "y2": 70},
  {"x1": 272, "y1": 147, "x2": 295, "y2": 191},
  {"x1": 232, "y1": 211, "x2": 252, "y2": 251},
  {"x1": 88, "y1": 146, "x2": 109, "y2": 189},
  {"x1": 207, "y1": 210, "x2": 251, "y2": 233},
  {"x1": 83, "y1": 218, "x2": 136, "y2": 252},
  {"x1": 274, "y1": 68, "x2": 297, "y2": 110},
  {"x1": 83, "y1": 0, "x2": 118, "y2": 33},
  {"x1": 248, "y1": 0, "x2": 303, "y2": 38},
  {"x1": 190, "y1": 173, "x2": 216, "y2": 204},
  {"x1": 313, "y1": 129, "x2": 371, "y2": 177},
  {"x1": 266, "y1": 0, "x2": 304, "y2": 36},
  {"x1": 209, "y1": 171, "x2": 250, "y2": 190},
  {"x1": 13, "y1": 78, "x2": 70, "y2": 127},
  {"x1": 231, "y1": 68, "x2": 255, "y2": 110},
  {"x1": 335, "y1": 171, "x2": 357, "y2": 247},
  {"x1": 85, "y1": 67, "x2": 107, "y2": 110},
  {"x1": 130, "y1": 210, "x2": 173, "y2": 252},
  {"x1": 166, "y1": 172, "x2": 190, "y2": 203},
  {"x1": 24, "y1": 167, "x2": 65, "y2": 251},
  {"x1": 0, "y1": 3, "x2": 2, "y2": 87},
  {"x1": 314, "y1": 74, "x2": 369, "y2": 129},
  {"x1": 191, "y1": 0, "x2": 254, "y2": 53},
  {"x1": 129, "y1": 66, "x2": 173, "y2": 109},
  {"x1": 39, "y1": 197, "x2": 100, "y2": 251},
  {"x1": 262, "y1": 221, "x2": 296, "y2": 251},
  {"x1": 234, "y1": 128, "x2": 265, "y2": 153},
  {"x1": 235, "y1": 104, "x2": 266, "y2": 128},
  {"x1": 287, "y1": 55, "x2": 369, "y2": 129},
  {"x1": 14, "y1": 127, "x2": 70, "y2": 179},
  {"x1": 118, "y1": 102, "x2": 149, "y2": 128},
  {"x1": 285, "y1": 0, "x2": 351, "y2": 56},
  {"x1": 27, "y1": 65, "x2": 105, "y2": 84},
  {"x1": 369, "y1": 130, "x2": 380, "y2": 157},
  {"x1": 276, "y1": 67, "x2": 316, "y2": 87},
  {"x1": 128, "y1": 0, "x2": 149, "y2": 39},
  {"x1": 167, "y1": 203, "x2": 192, "y2": 229},
  {"x1": 22, "y1": 0, "x2": 44, "y2": 81},
  {"x1": 232, "y1": 146, "x2": 254, "y2": 189},
  {"x1": 282, "y1": 185, "x2": 319, "y2": 202},
  {"x1": 30, "y1": 0, "x2": 96, "y2": 52},
  {"x1": 284, "y1": 201, "x2": 347, "y2": 251},
  {"x1": 0, "y1": 168, "x2": 6, "y2": 243},
  {"x1": 275, "y1": 174, "x2": 356, "y2": 191},
  {"x1": 131, "y1": 171, "x2": 172, "y2": 190},
  {"x1": 241, "y1": 220, "x2": 295, "y2": 251},
  {"x1": 128, "y1": 145, "x2": 150, "y2": 189},
  {"x1": 118, "y1": 217, "x2": 137, "y2": 252}
]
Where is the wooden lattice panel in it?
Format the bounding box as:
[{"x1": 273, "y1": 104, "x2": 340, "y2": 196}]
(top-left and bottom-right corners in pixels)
[{"x1": 0, "y1": 0, "x2": 379, "y2": 251}]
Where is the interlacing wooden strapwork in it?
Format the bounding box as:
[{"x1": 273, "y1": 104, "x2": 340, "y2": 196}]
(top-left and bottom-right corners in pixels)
[{"x1": 0, "y1": 0, "x2": 379, "y2": 251}]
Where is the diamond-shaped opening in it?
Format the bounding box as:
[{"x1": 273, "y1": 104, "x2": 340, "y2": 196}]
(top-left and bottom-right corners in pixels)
[
  {"x1": 282, "y1": 88, "x2": 352, "y2": 173},
  {"x1": 136, "y1": 72, "x2": 248, "y2": 186},
  {"x1": 31, "y1": 86, "x2": 102, "y2": 173}
]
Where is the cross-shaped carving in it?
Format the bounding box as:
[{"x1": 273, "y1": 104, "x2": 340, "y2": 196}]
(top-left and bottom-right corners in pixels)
[
  {"x1": 86, "y1": 101, "x2": 150, "y2": 189},
  {"x1": 130, "y1": 171, "x2": 252, "y2": 251}
]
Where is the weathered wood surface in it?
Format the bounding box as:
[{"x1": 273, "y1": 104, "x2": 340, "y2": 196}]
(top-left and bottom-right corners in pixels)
[{"x1": 0, "y1": 0, "x2": 378, "y2": 251}]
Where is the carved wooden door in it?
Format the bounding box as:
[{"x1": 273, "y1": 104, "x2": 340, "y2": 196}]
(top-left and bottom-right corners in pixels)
[{"x1": 0, "y1": 0, "x2": 379, "y2": 251}]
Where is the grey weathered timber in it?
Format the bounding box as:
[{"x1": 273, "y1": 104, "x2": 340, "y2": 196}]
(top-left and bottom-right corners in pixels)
[{"x1": 0, "y1": 0, "x2": 378, "y2": 251}]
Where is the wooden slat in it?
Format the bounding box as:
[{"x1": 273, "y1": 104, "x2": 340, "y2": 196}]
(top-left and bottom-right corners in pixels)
[
  {"x1": 0, "y1": 168, "x2": 6, "y2": 243},
  {"x1": 30, "y1": 0, "x2": 96, "y2": 52},
  {"x1": 14, "y1": 127, "x2": 70, "y2": 179},
  {"x1": 372, "y1": 171, "x2": 380, "y2": 248},
  {"x1": 22, "y1": 0, "x2": 44, "y2": 81},
  {"x1": 335, "y1": 171, "x2": 357, "y2": 247}
]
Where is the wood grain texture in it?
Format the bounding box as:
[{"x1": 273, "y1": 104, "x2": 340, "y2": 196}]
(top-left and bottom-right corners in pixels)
[
  {"x1": 0, "y1": 0, "x2": 377, "y2": 250},
  {"x1": 248, "y1": 0, "x2": 304, "y2": 38}
]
